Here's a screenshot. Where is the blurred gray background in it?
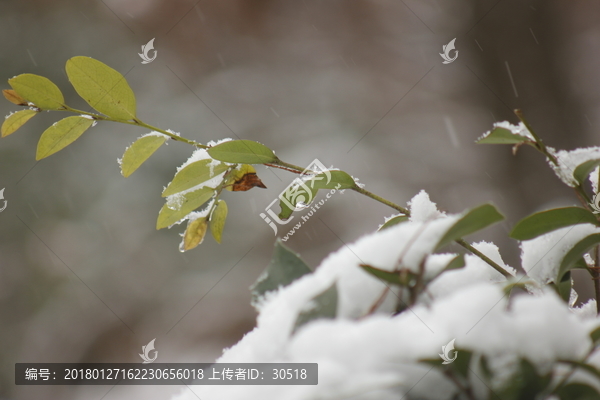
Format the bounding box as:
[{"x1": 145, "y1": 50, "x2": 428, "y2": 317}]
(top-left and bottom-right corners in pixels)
[{"x1": 1, "y1": 0, "x2": 599, "y2": 399}]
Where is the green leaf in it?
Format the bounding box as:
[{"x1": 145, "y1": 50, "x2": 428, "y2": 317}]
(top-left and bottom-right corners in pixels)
[
  {"x1": 2, "y1": 109, "x2": 39, "y2": 137},
  {"x1": 278, "y1": 183, "x2": 319, "y2": 220},
  {"x1": 293, "y1": 282, "x2": 337, "y2": 333},
  {"x1": 120, "y1": 135, "x2": 167, "y2": 177},
  {"x1": 573, "y1": 159, "x2": 600, "y2": 186},
  {"x1": 8, "y1": 74, "x2": 65, "y2": 110},
  {"x1": 497, "y1": 358, "x2": 551, "y2": 400},
  {"x1": 36, "y1": 116, "x2": 94, "y2": 160},
  {"x1": 378, "y1": 215, "x2": 409, "y2": 231},
  {"x1": 510, "y1": 207, "x2": 599, "y2": 241},
  {"x1": 207, "y1": 140, "x2": 277, "y2": 164},
  {"x1": 181, "y1": 217, "x2": 208, "y2": 251},
  {"x1": 555, "y1": 271, "x2": 572, "y2": 303},
  {"x1": 442, "y1": 254, "x2": 466, "y2": 272},
  {"x1": 557, "y1": 233, "x2": 600, "y2": 282},
  {"x1": 156, "y1": 187, "x2": 215, "y2": 230},
  {"x1": 450, "y1": 349, "x2": 472, "y2": 379},
  {"x1": 557, "y1": 383, "x2": 600, "y2": 400},
  {"x1": 436, "y1": 204, "x2": 504, "y2": 249},
  {"x1": 65, "y1": 56, "x2": 136, "y2": 120},
  {"x1": 589, "y1": 326, "x2": 600, "y2": 344},
  {"x1": 476, "y1": 127, "x2": 530, "y2": 145},
  {"x1": 559, "y1": 360, "x2": 600, "y2": 380},
  {"x1": 251, "y1": 239, "x2": 312, "y2": 303},
  {"x1": 308, "y1": 170, "x2": 356, "y2": 190},
  {"x1": 162, "y1": 159, "x2": 230, "y2": 197},
  {"x1": 209, "y1": 200, "x2": 228, "y2": 244},
  {"x1": 359, "y1": 264, "x2": 418, "y2": 287}
]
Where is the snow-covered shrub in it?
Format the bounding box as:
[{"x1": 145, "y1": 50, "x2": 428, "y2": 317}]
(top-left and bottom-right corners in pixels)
[{"x1": 5, "y1": 59, "x2": 600, "y2": 399}]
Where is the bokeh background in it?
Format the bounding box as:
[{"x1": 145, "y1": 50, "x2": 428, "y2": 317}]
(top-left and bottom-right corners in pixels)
[{"x1": 1, "y1": 0, "x2": 599, "y2": 398}]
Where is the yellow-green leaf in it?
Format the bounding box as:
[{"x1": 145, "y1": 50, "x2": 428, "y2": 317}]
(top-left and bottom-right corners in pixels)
[
  {"x1": 209, "y1": 200, "x2": 228, "y2": 243},
  {"x1": 65, "y1": 56, "x2": 136, "y2": 120},
  {"x1": 8, "y1": 74, "x2": 65, "y2": 110},
  {"x1": 207, "y1": 140, "x2": 278, "y2": 164},
  {"x1": 156, "y1": 187, "x2": 214, "y2": 229},
  {"x1": 36, "y1": 116, "x2": 94, "y2": 160},
  {"x1": 181, "y1": 217, "x2": 208, "y2": 251},
  {"x1": 162, "y1": 160, "x2": 230, "y2": 197},
  {"x1": 2, "y1": 109, "x2": 39, "y2": 137},
  {"x1": 120, "y1": 135, "x2": 167, "y2": 177}
]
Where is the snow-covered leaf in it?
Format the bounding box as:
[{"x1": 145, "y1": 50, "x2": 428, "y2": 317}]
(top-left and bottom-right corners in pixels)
[
  {"x1": 476, "y1": 127, "x2": 530, "y2": 145},
  {"x1": 251, "y1": 240, "x2": 312, "y2": 304},
  {"x1": 120, "y1": 134, "x2": 167, "y2": 177},
  {"x1": 207, "y1": 139, "x2": 277, "y2": 164},
  {"x1": 66, "y1": 56, "x2": 136, "y2": 120},
  {"x1": 209, "y1": 200, "x2": 227, "y2": 244},
  {"x1": 293, "y1": 282, "x2": 337, "y2": 333},
  {"x1": 2, "y1": 109, "x2": 38, "y2": 137},
  {"x1": 510, "y1": 207, "x2": 599, "y2": 241},
  {"x1": 8, "y1": 73, "x2": 65, "y2": 110},
  {"x1": 156, "y1": 187, "x2": 214, "y2": 229},
  {"x1": 436, "y1": 204, "x2": 504, "y2": 249},
  {"x1": 36, "y1": 116, "x2": 94, "y2": 160},
  {"x1": 162, "y1": 159, "x2": 229, "y2": 196}
]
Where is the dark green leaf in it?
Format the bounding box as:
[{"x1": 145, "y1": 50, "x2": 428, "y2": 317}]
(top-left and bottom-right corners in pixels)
[
  {"x1": 8, "y1": 74, "x2": 65, "y2": 110},
  {"x1": 278, "y1": 183, "x2": 319, "y2": 220},
  {"x1": 66, "y1": 56, "x2": 136, "y2": 120},
  {"x1": 378, "y1": 215, "x2": 409, "y2": 231},
  {"x1": 36, "y1": 116, "x2": 94, "y2": 160},
  {"x1": 162, "y1": 159, "x2": 230, "y2": 196},
  {"x1": 557, "y1": 383, "x2": 600, "y2": 400},
  {"x1": 450, "y1": 349, "x2": 472, "y2": 379},
  {"x1": 555, "y1": 271, "x2": 572, "y2": 303},
  {"x1": 573, "y1": 159, "x2": 600, "y2": 186},
  {"x1": 293, "y1": 282, "x2": 337, "y2": 333},
  {"x1": 557, "y1": 234, "x2": 600, "y2": 282},
  {"x1": 497, "y1": 358, "x2": 551, "y2": 400},
  {"x1": 308, "y1": 170, "x2": 356, "y2": 190},
  {"x1": 590, "y1": 326, "x2": 600, "y2": 344},
  {"x1": 360, "y1": 264, "x2": 417, "y2": 287},
  {"x1": 251, "y1": 239, "x2": 312, "y2": 303},
  {"x1": 156, "y1": 187, "x2": 214, "y2": 229},
  {"x1": 442, "y1": 254, "x2": 466, "y2": 273},
  {"x1": 207, "y1": 140, "x2": 277, "y2": 164},
  {"x1": 436, "y1": 204, "x2": 504, "y2": 249},
  {"x1": 476, "y1": 127, "x2": 530, "y2": 145},
  {"x1": 510, "y1": 207, "x2": 599, "y2": 241}
]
